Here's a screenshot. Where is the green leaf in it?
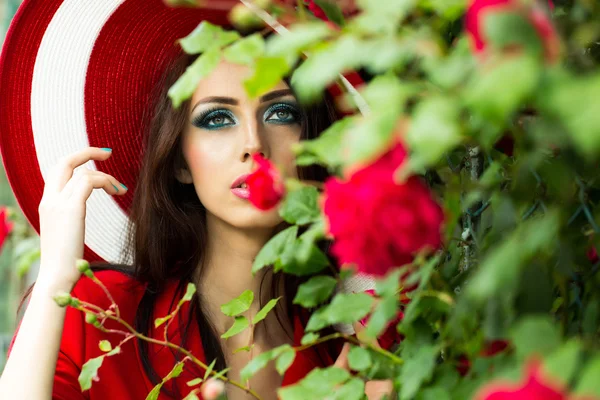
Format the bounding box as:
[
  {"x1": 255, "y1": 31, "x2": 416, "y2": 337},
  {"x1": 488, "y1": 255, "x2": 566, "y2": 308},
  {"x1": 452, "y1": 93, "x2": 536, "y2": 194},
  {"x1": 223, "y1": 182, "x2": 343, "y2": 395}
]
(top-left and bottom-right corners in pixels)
[
  {"x1": 98, "y1": 340, "x2": 112, "y2": 352},
  {"x1": 279, "y1": 186, "x2": 321, "y2": 225},
  {"x1": 79, "y1": 356, "x2": 104, "y2": 391},
  {"x1": 223, "y1": 34, "x2": 265, "y2": 65},
  {"x1": 252, "y1": 226, "x2": 298, "y2": 274},
  {"x1": 406, "y1": 96, "x2": 462, "y2": 170},
  {"x1": 179, "y1": 282, "x2": 197, "y2": 305},
  {"x1": 343, "y1": 107, "x2": 401, "y2": 167},
  {"x1": 279, "y1": 366, "x2": 352, "y2": 399},
  {"x1": 293, "y1": 117, "x2": 356, "y2": 168},
  {"x1": 293, "y1": 275, "x2": 337, "y2": 308},
  {"x1": 221, "y1": 316, "x2": 250, "y2": 339},
  {"x1": 266, "y1": 22, "x2": 332, "y2": 66},
  {"x1": 221, "y1": 289, "x2": 254, "y2": 317},
  {"x1": 178, "y1": 21, "x2": 240, "y2": 54},
  {"x1": 400, "y1": 344, "x2": 439, "y2": 400},
  {"x1": 312, "y1": 0, "x2": 345, "y2": 26},
  {"x1": 186, "y1": 377, "x2": 203, "y2": 387},
  {"x1": 281, "y1": 240, "x2": 330, "y2": 276},
  {"x1": 182, "y1": 393, "x2": 200, "y2": 400},
  {"x1": 244, "y1": 56, "x2": 291, "y2": 98},
  {"x1": 306, "y1": 293, "x2": 374, "y2": 331},
  {"x1": 146, "y1": 359, "x2": 188, "y2": 399},
  {"x1": 276, "y1": 348, "x2": 297, "y2": 375},
  {"x1": 538, "y1": 72, "x2": 600, "y2": 159},
  {"x1": 295, "y1": 220, "x2": 326, "y2": 263},
  {"x1": 509, "y1": 316, "x2": 561, "y2": 360},
  {"x1": 348, "y1": 346, "x2": 372, "y2": 371},
  {"x1": 467, "y1": 210, "x2": 561, "y2": 302},
  {"x1": 301, "y1": 332, "x2": 319, "y2": 345},
  {"x1": 150, "y1": 314, "x2": 169, "y2": 329},
  {"x1": 329, "y1": 377, "x2": 365, "y2": 400},
  {"x1": 365, "y1": 294, "x2": 398, "y2": 339},
  {"x1": 543, "y1": 340, "x2": 582, "y2": 386},
  {"x1": 253, "y1": 297, "x2": 281, "y2": 324},
  {"x1": 465, "y1": 55, "x2": 540, "y2": 124},
  {"x1": 241, "y1": 345, "x2": 290, "y2": 382},
  {"x1": 375, "y1": 269, "x2": 403, "y2": 297},
  {"x1": 291, "y1": 35, "x2": 366, "y2": 103},
  {"x1": 203, "y1": 359, "x2": 217, "y2": 381},
  {"x1": 484, "y1": 12, "x2": 544, "y2": 58},
  {"x1": 168, "y1": 47, "x2": 221, "y2": 108},
  {"x1": 574, "y1": 357, "x2": 600, "y2": 397}
]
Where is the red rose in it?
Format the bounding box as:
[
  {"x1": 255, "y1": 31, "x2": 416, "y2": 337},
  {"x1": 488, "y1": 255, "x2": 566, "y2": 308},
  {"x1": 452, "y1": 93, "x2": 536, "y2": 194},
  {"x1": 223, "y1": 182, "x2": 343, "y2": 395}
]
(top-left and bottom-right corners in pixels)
[
  {"x1": 0, "y1": 207, "x2": 13, "y2": 253},
  {"x1": 475, "y1": 358, "x2": 575, "y2": 400},
  {"x1": 246, "y1": 153, "x2": 285, "y2": 211},
  {"x1": 323, "y1": 141, "x2": 444, "y2": 277},
  {"x1": 465, "y1": 0, "x2": 559, "y2": 63},
  {"x1": 306, "y1": 0, "x2": 328, "y2": 21}
]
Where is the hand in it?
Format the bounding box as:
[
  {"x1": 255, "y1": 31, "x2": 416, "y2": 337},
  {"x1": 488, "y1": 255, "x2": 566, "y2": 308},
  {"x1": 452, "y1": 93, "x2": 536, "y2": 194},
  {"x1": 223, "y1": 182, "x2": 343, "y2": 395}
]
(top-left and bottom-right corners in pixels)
[
  {"x1": 36, "y1": 147, "x2": 128, "y2": 292},
  {"x1": 333, "y1": 322, "x2": 395, "y2": 400}
]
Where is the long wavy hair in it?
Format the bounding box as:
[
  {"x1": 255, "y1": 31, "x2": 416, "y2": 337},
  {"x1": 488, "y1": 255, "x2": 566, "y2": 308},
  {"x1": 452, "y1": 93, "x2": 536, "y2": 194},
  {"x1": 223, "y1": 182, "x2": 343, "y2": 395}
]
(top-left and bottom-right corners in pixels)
[{"x1": 16, "y1": 48, "x2": 346, "y2": 398}]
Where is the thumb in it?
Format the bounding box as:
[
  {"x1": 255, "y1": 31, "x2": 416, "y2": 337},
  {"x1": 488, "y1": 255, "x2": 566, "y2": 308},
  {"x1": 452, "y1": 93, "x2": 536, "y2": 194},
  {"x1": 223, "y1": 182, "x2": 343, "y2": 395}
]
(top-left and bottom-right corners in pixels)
[{"x1": 333, "y1": 342, "x2": 351, "y2": 370}]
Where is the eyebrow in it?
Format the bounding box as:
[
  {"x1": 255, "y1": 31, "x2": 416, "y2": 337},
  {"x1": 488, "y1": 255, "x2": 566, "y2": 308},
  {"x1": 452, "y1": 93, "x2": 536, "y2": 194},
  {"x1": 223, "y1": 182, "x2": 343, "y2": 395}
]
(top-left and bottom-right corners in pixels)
[{"x1": 191, "y1": 89, "x2": 294, "y2": 113}]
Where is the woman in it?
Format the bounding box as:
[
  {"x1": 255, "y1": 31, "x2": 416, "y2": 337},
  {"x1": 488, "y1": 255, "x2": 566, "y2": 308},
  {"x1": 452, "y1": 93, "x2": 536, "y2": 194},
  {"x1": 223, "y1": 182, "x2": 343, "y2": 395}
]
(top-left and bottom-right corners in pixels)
[{"x1": 0, "y1": 0, "x2": 394, "y2": 399}]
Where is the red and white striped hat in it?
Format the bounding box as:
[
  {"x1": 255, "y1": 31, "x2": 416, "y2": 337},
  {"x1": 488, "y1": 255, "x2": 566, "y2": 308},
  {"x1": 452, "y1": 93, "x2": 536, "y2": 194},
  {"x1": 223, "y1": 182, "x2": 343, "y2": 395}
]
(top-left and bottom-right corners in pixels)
[{"x1": 0, "y1": 0, "x2": 364, "y2": 266}]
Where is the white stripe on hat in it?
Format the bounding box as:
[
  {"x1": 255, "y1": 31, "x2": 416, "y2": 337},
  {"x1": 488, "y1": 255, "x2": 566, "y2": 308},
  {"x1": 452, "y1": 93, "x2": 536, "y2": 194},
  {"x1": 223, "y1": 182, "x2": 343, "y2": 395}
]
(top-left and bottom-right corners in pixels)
[{"x1": 31, "y1": 0, "x2": 132, "y2": 265}]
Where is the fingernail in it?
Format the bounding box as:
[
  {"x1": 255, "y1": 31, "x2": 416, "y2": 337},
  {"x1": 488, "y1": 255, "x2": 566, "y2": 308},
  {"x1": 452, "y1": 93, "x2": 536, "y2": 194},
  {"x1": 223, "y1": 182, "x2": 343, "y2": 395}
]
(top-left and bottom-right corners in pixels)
[
  {"x1": 101, "y1": 147, "x2": 112, "y2": 152},
  {"x1": 121, "y1": 183, "x2": 128, "y2": 190},
  {"x1": 111, "y1": 184, "x2": 119, "y2": 193}
]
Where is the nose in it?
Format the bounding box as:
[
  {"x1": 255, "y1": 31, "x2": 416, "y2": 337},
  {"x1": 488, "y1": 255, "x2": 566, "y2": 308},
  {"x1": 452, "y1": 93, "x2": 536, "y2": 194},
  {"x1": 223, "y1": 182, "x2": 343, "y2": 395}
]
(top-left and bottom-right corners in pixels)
[{"x1": 241, "y1": 119, "x2": 268, "y2": 162}]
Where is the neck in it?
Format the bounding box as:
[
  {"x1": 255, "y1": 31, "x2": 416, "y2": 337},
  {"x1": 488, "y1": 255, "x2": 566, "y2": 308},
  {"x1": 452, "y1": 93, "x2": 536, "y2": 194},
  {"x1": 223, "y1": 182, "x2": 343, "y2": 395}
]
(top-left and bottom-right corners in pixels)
[{"x1": 195, "y1": 214, "x2": 288, "y2": 341}]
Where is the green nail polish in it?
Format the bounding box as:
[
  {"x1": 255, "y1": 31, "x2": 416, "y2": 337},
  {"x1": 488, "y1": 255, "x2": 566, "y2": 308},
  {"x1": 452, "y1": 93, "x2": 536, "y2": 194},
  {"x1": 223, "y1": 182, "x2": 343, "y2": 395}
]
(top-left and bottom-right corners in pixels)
[
  {"x1": 112, "y1": 184, "x2": 119, "y2": 193},
  {"x1": 121, "y1": 183, "x2": 128, "y2": 190},
  {"x1": 101, "y1": 147, "x2": 112, "y2": 152}
]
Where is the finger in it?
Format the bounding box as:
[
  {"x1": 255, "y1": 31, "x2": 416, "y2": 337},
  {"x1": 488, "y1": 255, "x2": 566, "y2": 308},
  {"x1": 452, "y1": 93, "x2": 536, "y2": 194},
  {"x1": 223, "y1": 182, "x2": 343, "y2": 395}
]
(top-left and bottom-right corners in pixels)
[
  {"x1": 45, "y1": 147, "x2": 113, "y2": 194},
  {"x1": 64, "y1": 172, "x2": 127, "y2": 204},
  {"x1": 333, "y1": 342, "x2": 351, "y2": 370},
  {"x1": 61, "y1": 169, "x2": 126, "y2": 199},
  {"x1": 365, "y1": 380, "x2": 394, "y2": 400}
]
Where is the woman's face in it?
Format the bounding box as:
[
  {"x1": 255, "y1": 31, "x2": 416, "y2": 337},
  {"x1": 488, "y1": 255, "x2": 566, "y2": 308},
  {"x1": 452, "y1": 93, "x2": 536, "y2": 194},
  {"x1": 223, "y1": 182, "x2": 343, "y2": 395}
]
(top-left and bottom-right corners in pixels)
[{"x1": 178, "y1": 60, "x2": 303, "y2": 230}]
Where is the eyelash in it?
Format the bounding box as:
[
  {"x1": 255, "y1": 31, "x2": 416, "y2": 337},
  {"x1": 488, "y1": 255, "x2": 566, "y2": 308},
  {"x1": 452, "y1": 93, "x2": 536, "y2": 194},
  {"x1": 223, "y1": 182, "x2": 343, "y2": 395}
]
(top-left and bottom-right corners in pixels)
[
  {"x1": 264, "y1": 103, "x2": 302, "y2": 124},
  {"x1": 192, "y1": 107, "x2": 235, "y2": 130},
  {"x1": 191, "y1": 103, "x2": 302, "y2": 130}
]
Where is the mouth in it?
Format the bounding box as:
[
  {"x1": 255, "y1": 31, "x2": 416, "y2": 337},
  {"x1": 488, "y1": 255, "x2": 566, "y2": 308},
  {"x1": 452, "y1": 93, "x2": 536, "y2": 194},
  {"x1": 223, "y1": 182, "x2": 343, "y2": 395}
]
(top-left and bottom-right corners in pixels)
[{"x1": 231, "y1": 174, "x2": 251, "y2": 199}]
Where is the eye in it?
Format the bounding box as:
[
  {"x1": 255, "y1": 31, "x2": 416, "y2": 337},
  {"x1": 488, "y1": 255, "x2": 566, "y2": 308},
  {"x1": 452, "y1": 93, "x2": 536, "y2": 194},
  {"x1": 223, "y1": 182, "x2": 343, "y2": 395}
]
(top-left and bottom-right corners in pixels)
[
  {"x1": 192, "y1": 109, "x2": 236, "y2": 130},
  {"x1": 264, "y1": 103, "x2": 301, "y2": 125}
]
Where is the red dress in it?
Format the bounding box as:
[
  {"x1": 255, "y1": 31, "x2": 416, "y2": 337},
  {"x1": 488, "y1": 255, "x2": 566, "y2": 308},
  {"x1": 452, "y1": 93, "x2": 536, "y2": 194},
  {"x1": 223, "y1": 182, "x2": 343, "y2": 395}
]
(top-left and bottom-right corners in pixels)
[{"x1": 7, "y1": 270, "x2": 337, "y2": 399}]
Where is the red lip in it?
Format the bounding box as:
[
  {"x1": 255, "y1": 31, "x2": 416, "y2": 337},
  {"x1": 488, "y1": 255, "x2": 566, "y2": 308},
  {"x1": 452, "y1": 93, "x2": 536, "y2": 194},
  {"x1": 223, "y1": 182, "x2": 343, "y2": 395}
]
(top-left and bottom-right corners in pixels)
[{"x1": 231, "y1": 173, "x2": 250, "y2": 189}]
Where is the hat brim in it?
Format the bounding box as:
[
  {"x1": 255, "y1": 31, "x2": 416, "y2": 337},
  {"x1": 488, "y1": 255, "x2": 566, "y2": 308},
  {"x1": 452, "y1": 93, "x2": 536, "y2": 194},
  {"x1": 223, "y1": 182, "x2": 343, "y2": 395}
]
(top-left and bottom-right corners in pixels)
[{"x1": 0, "y1": 0, "x2": 234, "y2": 263}]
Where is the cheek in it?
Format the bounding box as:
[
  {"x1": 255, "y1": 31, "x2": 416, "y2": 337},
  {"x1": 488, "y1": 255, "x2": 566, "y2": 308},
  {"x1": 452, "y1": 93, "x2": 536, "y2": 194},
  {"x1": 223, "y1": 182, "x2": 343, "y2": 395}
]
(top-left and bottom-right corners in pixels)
[{"x1": 182, "y1": 136, "x2": 227, "y2": 188}]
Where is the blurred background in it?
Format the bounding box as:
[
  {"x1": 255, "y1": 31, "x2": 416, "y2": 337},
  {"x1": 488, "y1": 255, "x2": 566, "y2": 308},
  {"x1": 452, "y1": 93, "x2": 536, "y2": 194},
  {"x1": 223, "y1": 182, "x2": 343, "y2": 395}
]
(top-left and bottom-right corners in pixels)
[{"x1": 0, "y1": 0, "x2": 39, "y2": 374}]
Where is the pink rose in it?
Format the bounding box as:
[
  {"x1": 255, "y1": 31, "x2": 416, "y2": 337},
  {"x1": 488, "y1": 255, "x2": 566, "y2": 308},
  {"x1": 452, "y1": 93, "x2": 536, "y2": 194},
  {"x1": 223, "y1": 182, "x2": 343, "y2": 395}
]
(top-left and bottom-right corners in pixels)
[
  {"x1": 323, "y1": 141, "x2": 444, "y2": 277},
  {"x1": 475, "y1": 358, "x2": 587, "y2": 400},
  {"x1": 0, "y1": 207, "x2": 13, "y2": 253},
  {"x1": 246, "y1": 153, "x2": 285, "y2": 211},
  {"x1": 465, "y1": 0, "x2": 559, "y2": 63}
]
